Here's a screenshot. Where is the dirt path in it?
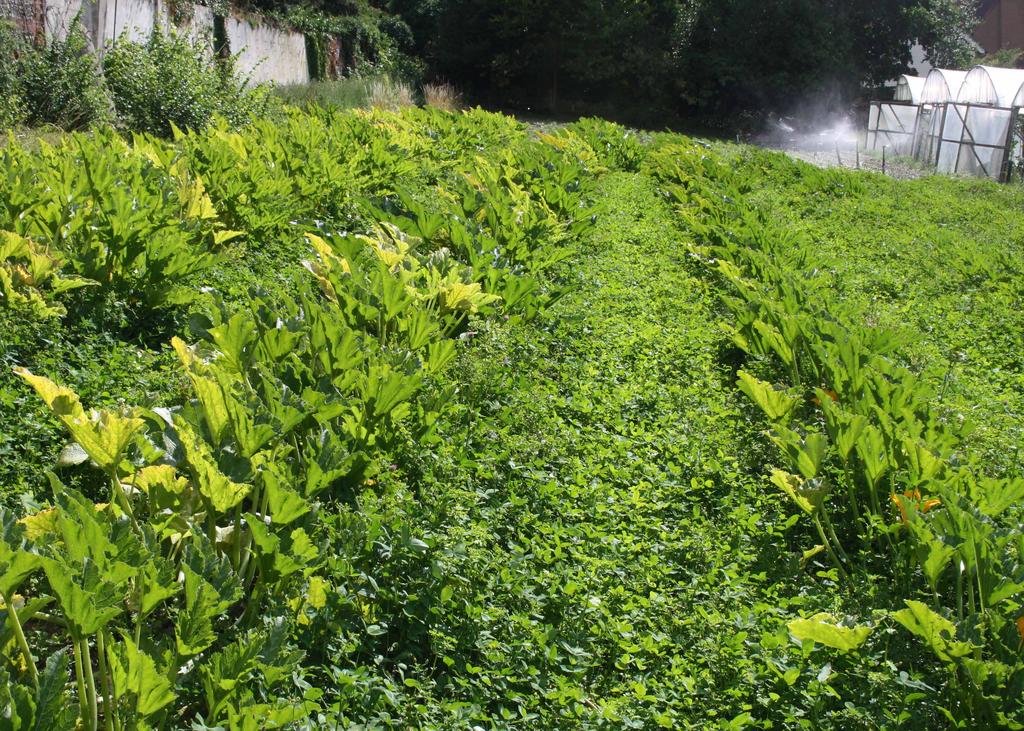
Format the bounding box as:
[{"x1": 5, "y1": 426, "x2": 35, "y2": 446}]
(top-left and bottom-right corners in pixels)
[{"x1": 774, "y1": 146, "x2": 929, "y2": 179}]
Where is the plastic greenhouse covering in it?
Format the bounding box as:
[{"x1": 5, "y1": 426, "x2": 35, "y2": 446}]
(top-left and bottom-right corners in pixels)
[
  {"x1": 926, "y1": 66, "x2": 1024, "y2": 181},
  {"x1": 894, "y1": 75, "x2": 926, "y2": 104},
  {"x1": 920, "y1": 69, "x2": 969, "y2": 104},
  {"x1": 912, "y1": 69, "x2": 970, "y2": 166},
  {"x1": 877, "y1": 66, "x2": 1024, "y2": 179},
  {"x1": 957, "y1": 66, "x2": 1024, "y2": 106},
  {"x1": 934, "y1": 103, "x2": 1018, "y2": 179}
]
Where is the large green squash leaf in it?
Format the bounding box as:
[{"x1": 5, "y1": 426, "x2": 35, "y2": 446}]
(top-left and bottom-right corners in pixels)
[
  {"x1": 893, "y1": 600, "x2": 974, "y2": 664},
  {"x1": 736, "y1": 371, "x2": 798, "y2": 422},
  {"x1": 15, "y1": 369, "x2": 144, "y2": 472},
  {"x1": 40, "y1": 558, "x2": 122, "y2": 637},
  {"x1": 107, "y1": 635, "x2": 175, "y2": 718},
  {"x1": 175, "y1": 418, "x2": 251, "y2": 513},
  {"x1": 175, "y1": 565, "x2": 221, "y2": 657},
  {"x1": 788, "y1": 613, "x2": 871, "y2": 652}
]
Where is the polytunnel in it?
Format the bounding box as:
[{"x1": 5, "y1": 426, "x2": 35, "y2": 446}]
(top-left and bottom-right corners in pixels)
[
  {"x1": 957, "y1": 66, "x2": 1024, "y2": 106},
  {"x1": 894, "y1": 75, "x2": 926, "y2": 104},
  {"x1": 920, "y1": 69, "x2": 968, "y2": 104},
  {"x1": 912, "y1": 69, "x2": 971, "y2": 165},
  {"x1": 867, "y1": 74, "x2": 927, "y2": 156},
  {"x1": 931, "y1": 66, "x2": 1024, "y2": 180}
]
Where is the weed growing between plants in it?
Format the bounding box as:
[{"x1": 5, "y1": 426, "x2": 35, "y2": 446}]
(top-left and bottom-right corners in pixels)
[{"x1": 1, "y1": 111, "x2": 1023, "y2": 729}]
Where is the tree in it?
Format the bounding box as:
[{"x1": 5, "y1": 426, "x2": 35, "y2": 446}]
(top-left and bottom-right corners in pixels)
[
  {"x1": 910, "y1": 0, "x2": 979, "y2": 69},
  {"x1": 667, "y1": 0, "x2": 935, "y2": 120},
  {"x1": 389, "y1": 0, "x2": 982, "y2": 121}
]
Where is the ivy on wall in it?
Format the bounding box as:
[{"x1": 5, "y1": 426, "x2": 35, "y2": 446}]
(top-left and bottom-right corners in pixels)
[{"x1": 188, "y1": 0, "x2": 420, "y2": 81}]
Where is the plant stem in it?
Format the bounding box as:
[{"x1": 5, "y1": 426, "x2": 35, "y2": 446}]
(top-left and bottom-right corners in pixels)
[
  {"x1": 239, "y1": 583, "x2": 263, "y2": 628},
  {"x1": 81, "y1": 636, "x2": 99, "y2": 731},
  {"x1": 243, "y1": 545, "x2": 260, "y2": 591},
  {"x1": 109, "y1": 631, "x2": 125, "y2": 731},
  {"x1": 167, "y1": 533, "x2": 185, "y2": 565},
  {"x1": 206, "y1": 509, "x2": 216, "y2": 544},
  {"x1": 866, "y1": 476, "x2": 883, "y2": 520},
  {"x1": 73, "y1": 637, "x2": 88, "y2": 729},
  {"x1": 966, "y1": 564, "x2": 977, "y2": 619},
  {"x1": 971, "y1": 539, "x2": 985, "y2": 615},
  {"x1": 0, "y1": 588, "x2": 38, "y2": 690},
  {"x1": 812, "y1": 515, "x2": 849, "y2": 581},
  {"x1": 819, "y1": 507, "x2": 852, "y2": 567},
  {"x1": 843, "y1": 462, "x2": 861, "y2": 524},
  {"x1": 30, "y1": 611, "x2": 67, "y2": 626},
  {"x1": 956, "y1": 561, "x2": 964, "y2": 623},
  {"x1": 231, "y1": 507, "x2": 242, "y2": 572},
  {"x1": 135, "y1": 574, "x2": 145, "y2": 648},
  {"x1": 109, "y1": 473, "x2": 140, "y2": 532},
  {"x1": 237, "y1": 479, "x2": 263, "y2": 577},
  {"x1": 96, "y1": 630, "x2": 114, "y2": 731}
]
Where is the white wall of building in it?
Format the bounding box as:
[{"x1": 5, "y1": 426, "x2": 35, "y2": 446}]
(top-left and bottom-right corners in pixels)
[
  {"x1": 42, "y1": 0, "x2": 309, "y2": 85},
  {"x1": 225, "y1": 12, "x2": 309, "y2": 86}
]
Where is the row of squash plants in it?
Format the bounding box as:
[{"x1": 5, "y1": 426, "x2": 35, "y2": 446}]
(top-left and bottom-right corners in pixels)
[
  {"x1": 0, "y1": 108, "x2": 612, "y2": 728},
  {"x1": 646, "y1": 141, "x2": 1024, "y2": 727}
]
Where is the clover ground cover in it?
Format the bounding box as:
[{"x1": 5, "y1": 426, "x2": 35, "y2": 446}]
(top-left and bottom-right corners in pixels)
[{"x1": 1, "y1": 111, "x2": 1022, "y2": 729}]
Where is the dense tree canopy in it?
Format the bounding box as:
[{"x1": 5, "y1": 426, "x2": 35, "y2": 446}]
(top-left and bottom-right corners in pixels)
[{"x1": 386, "y1": 0, "x2": 978, "y2": 123}]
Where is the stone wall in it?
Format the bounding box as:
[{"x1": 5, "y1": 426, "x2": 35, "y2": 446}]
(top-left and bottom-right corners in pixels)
[{"x1": 0, "y1": 0, "x2": 45, "y2": 39}]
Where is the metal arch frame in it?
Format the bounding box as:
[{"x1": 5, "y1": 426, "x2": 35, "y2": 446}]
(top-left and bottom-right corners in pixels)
[
  {"x1": 931, "y1": 103, "x2": 950, "y2": 168},
  {"x1": 934, "y1": 102, "x2": 1019, "y2": 181},
  {"x1": 1001, "y1": 106, "x2": 1022, "y2": 183},
  {"x1": 866, "y1": 101, "x2": 921, "y2": 154}
]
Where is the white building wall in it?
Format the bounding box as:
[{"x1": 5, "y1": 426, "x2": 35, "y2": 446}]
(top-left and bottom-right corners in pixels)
[
  {"x1": 181, "y1": 2, "x2": 213, "y2": 50},
  {"x1": 225, "y1": 13, "x2": 309, "y2": 86},
  {"x1": 43, "y1": 0, "x2": 308, "y2": 85},
  {"x1": 101, "y1": 0, "x2": 158, "y2": 44},
  {"x1": 44, "y1": 0, "x2": 91, "y2": 45}
]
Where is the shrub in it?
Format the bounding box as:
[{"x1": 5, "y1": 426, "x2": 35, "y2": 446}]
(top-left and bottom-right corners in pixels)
[
  {"x1": 0, "y1": 22, "x2": 26, "y2": 129},
  {"x1": 103, "y1": 31, "x2": 272, "y2": 136},
  {"x1": 423, "y1": 81, "x2": 462, "y2": 112},
  {"x1": 566, "y1": 117, "x2": 645, "y2": 172},
  {"x1": 18, "y1": 19, "x2": 111, "y2": 130}
]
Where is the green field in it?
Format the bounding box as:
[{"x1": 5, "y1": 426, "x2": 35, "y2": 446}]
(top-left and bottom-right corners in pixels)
[{"x1": 1, "y1": 110, "x2": 1022, "y2": 729}]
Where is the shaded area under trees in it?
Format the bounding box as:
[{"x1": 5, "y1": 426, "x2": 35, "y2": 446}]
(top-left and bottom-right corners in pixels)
[{"x1": 387, "y1": 0, "x2": 978, "y2": 126}]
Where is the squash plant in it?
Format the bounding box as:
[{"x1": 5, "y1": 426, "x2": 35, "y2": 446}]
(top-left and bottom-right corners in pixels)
[
  {"x1": 0, "y1": 131, "x2": 231, "y2": 315},
  {"x1": 650, "y1": 138, "x2": 1024, "y2": 727},
  {"x1": 4, "y1": 368, "x2": 313, "y2": 730},
  {"x1": 0, "y1": 231, "x2": 96, "y2": 318},
  {"x1": 0, "y1": 106, "x2": 604, "y2": 729}
]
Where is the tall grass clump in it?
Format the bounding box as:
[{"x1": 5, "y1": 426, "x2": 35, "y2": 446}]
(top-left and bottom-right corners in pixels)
[
  {"x1": 274, "y1": 77, "x2": 377, "y2": 109},
  {"x1": 275, "y1": 76, "x2": 423, "y2": 112},
  {"x1": 367, "y1": 76, "x2": 415, "y2": 111},
  {"x1": 423, "y1": 81, "x2": 462, "y2": 111}
]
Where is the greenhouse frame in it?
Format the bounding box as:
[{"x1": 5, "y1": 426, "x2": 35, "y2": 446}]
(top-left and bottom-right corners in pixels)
[
  {"x1": 933, "y1": 66, "x2": 1024, "y2": 180},
  {"x1": 913, "y1": 69, "x2": 970, "y2": 166},
  {"x1": 895, "y1": 75, "x2": 926, "y2": 104},
  {"x1": 866, "y1": 75, "x2": 924, "y2": 156}
]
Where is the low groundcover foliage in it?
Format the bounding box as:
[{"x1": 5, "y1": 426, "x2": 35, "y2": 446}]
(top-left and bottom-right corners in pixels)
[{"x1": 1, "y1": 107, "x2": 1023, "y2": 729}]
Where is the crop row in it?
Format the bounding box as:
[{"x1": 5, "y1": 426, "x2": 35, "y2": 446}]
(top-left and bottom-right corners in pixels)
[
  {"x1": 0, "y1": 109, "x2": 621, "y2": 729},
  {"x1": 647, "y1": 141, "x2": 1024, "y2": 727}
]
